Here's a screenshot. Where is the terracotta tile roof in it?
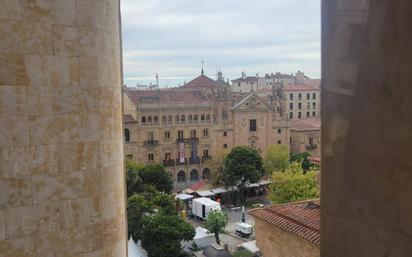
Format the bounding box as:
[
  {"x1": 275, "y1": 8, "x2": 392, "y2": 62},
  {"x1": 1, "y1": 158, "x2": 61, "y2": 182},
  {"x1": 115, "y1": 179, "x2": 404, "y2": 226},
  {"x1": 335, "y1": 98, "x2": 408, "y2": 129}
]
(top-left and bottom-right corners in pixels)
[
  {"x1": 180, "y1": 74, "x2": 219, "y2": 89},
  {"x1": 249, "y1": 200, "x2": 320, "y2": 245},
  {"x1": 125, "y1": 89, "x2": 210, "y2": 105},
  {"x1": 290, "y1": 117, "x2": 321, "y2": 131},
  {"x1": 123, "y1": 114, "x2": 137, "y2": 123},
  {"x1": 283, "y1": 84, "x2": 318, "y2": 91}
]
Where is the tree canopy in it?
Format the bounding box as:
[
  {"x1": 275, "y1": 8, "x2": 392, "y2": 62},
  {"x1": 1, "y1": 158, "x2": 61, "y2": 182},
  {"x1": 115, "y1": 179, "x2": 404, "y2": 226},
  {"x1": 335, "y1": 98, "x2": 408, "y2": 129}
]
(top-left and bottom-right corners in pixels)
[
  {"x1": 263, "y1": 144, "x2": 290, "y2": 173},
  {"x1": 206, "y1": 149, "x2": 229, "y2": 185},
  {"x1": 203, "y1": 210, "x2": 229, "y2": 245},
  {"x1": 138, "y1": 164, "x2": 173, "y2": 193},
  {"x1": 290, "y1": 152, "x2": 313, "y2": 172},
  {"x1": 126, "y1": 160, "x2": 144, "y2": 197},
  {"x1": 142, "y1": 214, "x2": 195, "y2": 257},
  {"x1": 269, "y1": 161, "x2": 319, "y2": 204}
]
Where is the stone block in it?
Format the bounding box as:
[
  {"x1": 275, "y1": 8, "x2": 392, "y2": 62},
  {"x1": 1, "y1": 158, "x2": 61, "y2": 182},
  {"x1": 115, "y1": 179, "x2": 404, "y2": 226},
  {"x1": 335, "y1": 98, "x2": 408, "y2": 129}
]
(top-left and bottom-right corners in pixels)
[
  {"x1": 0, "y1": 236, "x2": 35, "y2": 257},
  {"x1": 29, "y1": 115, "x2": 82, "y2": 145},
  {"x1": 0, "y1": 177, "x2": 32, "y2": 209},
  {"x1": 27, "y1": 86, "x2": 55, "y2": 116},
  {"x1": 54, "y1": 87, "x2": 100, "y2": 115},
  {"x1": 57, "y1": 142, "x2": 100, "y2": 174},
  {"x1": 0, "y1": 86, "x2": 27, "y2": 115},
  {"x1": 0, "y1": 54, "x2": 28, "y2": 85},
  {"x1": 0, "y1": 0, "x2": 23, "y2": 20},
  {"x1": 53, "y1": 25, "x2": 105, "y2": 57},
  {"x1": 35, "y1": 227, "x2": 86, "y2": 257},
  {"x1": 0, "y1": 211, "x2": 4, "y2": 240},
  {"x1": 2, "y1": 145, "x2": 57, "y2": 177},
  {"x1": 0, "y1": 116, "x2": 29, "y2": 147},
  {"x1": 21, "y1": 0, "x2": 77, "y2": 25},
  {"x1": 32, "y1": 171, "x2": 84, "y2": 205},
  {"x1": 85, "y1": 222, "x2": 104, "y2": 252},
  {"x1": 25, "y1": 55, "x2": 79, "y2": 87},
  {"x1": 79, "y1": 56, "x2": 121, "y2": 87},
  {"x1": 0, "y1": 20, "x2": 52, "y2": 55},
  {"x1": 60, "y1": 196, "x2": 102, "y2": 229},
  {"x1": 100, "y1": 139, "x2": 123, "y2": 169}
]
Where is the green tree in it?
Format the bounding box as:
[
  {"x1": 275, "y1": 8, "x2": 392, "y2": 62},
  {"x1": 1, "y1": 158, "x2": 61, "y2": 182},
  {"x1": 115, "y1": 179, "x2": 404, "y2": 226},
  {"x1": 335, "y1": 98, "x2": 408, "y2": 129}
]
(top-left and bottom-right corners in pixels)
[
  {"x1": 139, "y1": 164, "x2": 173, "y2": 193},
  {"x1": 263, "y1": 144, "x2": 290, "y2": 173},
  {"x1": 127, "y1": 194, "x2": 154, "y2": 240},
  {"x1": 290, "y1": 152, "x2": 313, "y2": 172},
  {"x1": 203, "y1": 210, "x2": 229, "y2": 245},
  {"x1": 142, "y1": 214, "x2": 195, "y2": 257},
  {"x1": 269, "y1": 161, "x2": 319, "y2": 204},
  {"x1": 206, "y1": 149, "x2": 229, "y2": 185},
  {"x1": 223, "y1": 146, "x2": 264, "y2": 203},
  {"x1": 126, "y1": 160, "x2": 144, "y2": 197}
]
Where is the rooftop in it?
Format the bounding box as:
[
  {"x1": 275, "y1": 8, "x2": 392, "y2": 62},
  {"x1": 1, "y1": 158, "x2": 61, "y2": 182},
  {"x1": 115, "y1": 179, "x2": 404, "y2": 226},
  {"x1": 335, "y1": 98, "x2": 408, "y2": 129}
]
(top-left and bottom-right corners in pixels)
[
  {"x1": 283, "y1": 84, "x2": 318, "y2": 91},
  {"x1": 290, "y1": 117, "x2": 321, "y2": 131},
  {"x1": 249, "y1": 200, "x2": 320, "y2": 245},
  {"x1": 180, "y1": 74, "x2": 220, "y2": 89},
  {"x1": 124, "y1": 114, "x2": 137, "y2": 123}
]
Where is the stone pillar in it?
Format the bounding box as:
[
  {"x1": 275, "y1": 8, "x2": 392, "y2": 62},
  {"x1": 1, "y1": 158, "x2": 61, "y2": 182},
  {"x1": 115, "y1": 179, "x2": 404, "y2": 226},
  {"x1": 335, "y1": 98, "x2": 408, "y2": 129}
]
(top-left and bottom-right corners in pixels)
[
  {"x1": 322, "y1": 0, "x2": 412, "y2": 256},
  {"x1": 0, "y1": 1, "x2": 126, "y2": 257}
]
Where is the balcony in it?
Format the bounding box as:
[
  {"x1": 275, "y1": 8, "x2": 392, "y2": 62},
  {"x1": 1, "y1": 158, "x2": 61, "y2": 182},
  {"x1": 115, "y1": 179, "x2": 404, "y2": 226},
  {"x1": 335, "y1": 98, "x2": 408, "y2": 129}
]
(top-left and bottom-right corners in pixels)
[
  {"x1": 176, "y1": 158, "x2": 188, "y2": 165},
  {"x1": 189, "y1": 157, "x2": 201, "y2": 164},
  {"x1": 176, "y1": 137, "x2": 199, "y2": 144},
  {"x1": 306, "y1": 143, "x2": 317, "y2": 150},
  {"x1": 163, "y1": 159, "x2": 175, "y2": 167},
  {"x1": 202, "y1": 156, "x2": 212, "y2": 162},
  {"x1": 143, "y1": 140, "x2": 159, "y2": 147}
]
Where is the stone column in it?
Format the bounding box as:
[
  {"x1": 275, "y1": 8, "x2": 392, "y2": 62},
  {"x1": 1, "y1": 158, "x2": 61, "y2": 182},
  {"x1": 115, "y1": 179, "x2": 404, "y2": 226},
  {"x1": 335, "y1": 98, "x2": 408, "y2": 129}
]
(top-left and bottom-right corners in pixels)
[
  {"x1": 322, "y1": 0, "x2": 412, "y2": 256},
  {"x1": 0, "y1": 1, "x2": 126, "y2": 257}
]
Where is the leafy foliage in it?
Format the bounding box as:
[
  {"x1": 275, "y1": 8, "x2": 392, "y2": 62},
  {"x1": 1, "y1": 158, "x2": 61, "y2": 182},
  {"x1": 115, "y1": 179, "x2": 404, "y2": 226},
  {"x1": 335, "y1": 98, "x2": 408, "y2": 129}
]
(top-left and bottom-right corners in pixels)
[
  {"x1": 263, "y1": 144, "x2": 290, "y2": 173},
  {"x1": 142, "y1": 215, "x2": 195, "y2": 257},
  {"x1": 127, "y1": 189, "x2": 177, "y2": 240},
  {"x1": 138, "y1": 164, "x2": 173, "y2": 193},
  {"x1": 290, "y1": 152, "x2": 313, "y2": 172},
  {"x1": 269, "y1": 162, "x2": 319, "y2": 204},
  {"x1": 206, "y1": 149, "x2": 229, "y2": 185},
  {"x1": 223, "y1": 146, "x2": 264, "y2": 203},
  {"x1": 203, "y1": 210, "x2": 229, "y2": 245},
  {"x1": 126, "y1": 160, "x2": 144, "y2": 197}
]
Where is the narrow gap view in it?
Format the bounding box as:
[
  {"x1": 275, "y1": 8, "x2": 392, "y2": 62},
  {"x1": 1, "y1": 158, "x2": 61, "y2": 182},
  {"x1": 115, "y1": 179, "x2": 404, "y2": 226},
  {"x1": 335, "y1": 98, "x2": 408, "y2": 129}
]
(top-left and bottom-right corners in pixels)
[{"x1": 121, "y1": 1, "x2": 321, "y2": 257}]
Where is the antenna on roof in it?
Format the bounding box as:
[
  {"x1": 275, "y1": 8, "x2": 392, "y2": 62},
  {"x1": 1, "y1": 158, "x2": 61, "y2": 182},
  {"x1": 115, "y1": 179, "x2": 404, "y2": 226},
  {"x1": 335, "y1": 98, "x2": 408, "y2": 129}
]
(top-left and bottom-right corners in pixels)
[
  {"x1": 201, "y1": 60, "x2": 204, "y2": 75},
  {"x1": 155, "y1": 73, "x2": 159, "y2": 88}
]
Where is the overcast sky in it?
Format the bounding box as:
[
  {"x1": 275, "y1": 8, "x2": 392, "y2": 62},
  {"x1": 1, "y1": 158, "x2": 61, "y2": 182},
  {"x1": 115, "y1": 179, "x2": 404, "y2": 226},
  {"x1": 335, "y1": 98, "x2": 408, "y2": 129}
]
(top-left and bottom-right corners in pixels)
[{"x1": 121, "y1": 0, "x2": 320, "y2": 87}]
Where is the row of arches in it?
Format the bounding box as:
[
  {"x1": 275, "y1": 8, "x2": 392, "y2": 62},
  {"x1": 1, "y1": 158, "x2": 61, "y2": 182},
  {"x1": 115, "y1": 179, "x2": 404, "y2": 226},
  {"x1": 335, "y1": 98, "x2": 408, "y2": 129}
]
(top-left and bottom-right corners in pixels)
[
  {"x1": 177, "y1": 168, "x2": 210, "y2": 183},
  {"x1": 141, "y1": 114, "x2": 212, "y2": 125}
]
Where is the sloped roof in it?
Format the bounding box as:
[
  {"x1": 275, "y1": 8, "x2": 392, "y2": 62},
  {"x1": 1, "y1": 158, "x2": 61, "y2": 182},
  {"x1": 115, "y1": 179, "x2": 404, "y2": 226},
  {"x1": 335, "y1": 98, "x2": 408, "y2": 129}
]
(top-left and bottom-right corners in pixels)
[
  {"x1": 232, "y1": 92, "x2": 272, "y2": 110},
  {"x1": 124, "y1": 114, "x2": 137, "y2": 123},
  {"x1": 180, "y1": 74, "x2": 219, "y2": 89},
  {"x1": 232, "y1": 76, "x2": 258, "y2": 83},
  {"x1": 283, "y1": 84, "x2": 318, "y2": 91},
  {"x1": 249, "y1": 200, "x2": 320, "y2": 245},
  {"x1": 125, "y1": 89, "x2": 210, "y2": 105},
  {"x1": 290, "y1": 117, "x2": 321, "y2": 131}
]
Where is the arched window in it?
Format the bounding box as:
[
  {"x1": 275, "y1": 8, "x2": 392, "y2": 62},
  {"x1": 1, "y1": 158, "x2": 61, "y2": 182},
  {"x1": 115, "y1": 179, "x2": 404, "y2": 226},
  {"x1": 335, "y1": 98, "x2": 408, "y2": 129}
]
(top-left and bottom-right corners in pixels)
[
  {"x1": 201, "y1": 114, "x2": 205, "y2": 121},
  {"x1": 194, "y1": 114, "x2": 198, "y2": 123},
  {"x1": 202, "y1": 168, "x2": 210, "y2": 180},
  {"x1": 148, "y1": 116, "x2": 152, "y2": 124},
  {"x1": 141, "y1": 116, "x2": 146, "y2": 123},
  {"x1": 124, "y1": 128, "x2": 130, "y2": 142},
  {"x1": 168, "y1": 115, "x2": 172, "y2": 124},
  {"x1": 177, "y1": 170, "x2": 186, "y2": 183},
  {"x1": 188, "y1": 114, "x2": 193, "y2": 123},
  {"x1": 154, "y1": 116, "x2": 158, "y2": 123},
  {"x1": 206, "y1": 114, "x2": 211, "y2": 122},
  {"x1": 181, "y1": 115, "x2": 185, "y2": 123},
  {"x1": 190, "y1": 169, "x2": 199, "y2": 181},
  {"x1": 162, "y1": 115, "x2": 166, "y2": 124},
  {"x1": 175, "y1": 115, "x2": 180, "y2": 123}
]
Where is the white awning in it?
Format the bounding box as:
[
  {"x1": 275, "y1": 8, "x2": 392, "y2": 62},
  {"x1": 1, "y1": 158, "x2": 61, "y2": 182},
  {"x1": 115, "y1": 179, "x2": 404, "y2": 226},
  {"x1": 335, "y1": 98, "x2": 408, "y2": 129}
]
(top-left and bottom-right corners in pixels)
[
  {"x1": 246, "y1": 183, "x2": 260, "y2": 188},
  {"x1": 258, "y1": 180, "x2": 271, "y2": 186},
  {"x1": 211, "y1": 188, "x2": 227, "y2": 194},
  {"x1": 196, "y1": 190, "x2": 215, "y2": 197},
  {"x1": 176, "y1": 193, "x2": 194, "y2": 201}
]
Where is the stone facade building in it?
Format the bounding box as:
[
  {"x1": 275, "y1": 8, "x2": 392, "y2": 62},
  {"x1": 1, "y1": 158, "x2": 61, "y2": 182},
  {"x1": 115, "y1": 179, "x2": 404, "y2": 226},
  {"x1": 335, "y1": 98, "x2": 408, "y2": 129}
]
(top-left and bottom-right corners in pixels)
[
  {"x1": 290, "y1": 117, "x2": 321, "y2": 156},
  {"x1": 249, "y1": 200, "x2": 320, "y2": 257},
  {"x1": 123, "y1": 71, "x2": 294, "y2": 188}
]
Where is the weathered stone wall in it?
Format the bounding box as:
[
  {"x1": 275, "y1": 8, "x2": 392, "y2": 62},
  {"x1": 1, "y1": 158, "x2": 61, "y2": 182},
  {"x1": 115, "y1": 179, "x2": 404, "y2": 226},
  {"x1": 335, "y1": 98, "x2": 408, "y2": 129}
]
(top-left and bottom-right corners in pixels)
[
  {"x1": 0, "y1": 1, "x2": 126, "y2": 257},
  {"x1": 254, "y1": 219, "x2": 320, "y2": 257},
  {"x1": 322, "y1": 0, "x2": 412, "y2": 256}
]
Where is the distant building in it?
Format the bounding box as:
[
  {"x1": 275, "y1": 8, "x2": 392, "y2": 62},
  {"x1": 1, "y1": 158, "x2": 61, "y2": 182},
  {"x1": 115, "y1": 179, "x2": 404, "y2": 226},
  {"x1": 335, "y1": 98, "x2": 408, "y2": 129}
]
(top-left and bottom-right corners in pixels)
[
  {"x1": 249, "y1": 200, "x2": 320, "y2": 257},
  {"x1": 123, "y1": 70, "x2": 320, "y2": 188},
  {"x1": 290, "y1": 117, "x2": 321, "y2": 156}
]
